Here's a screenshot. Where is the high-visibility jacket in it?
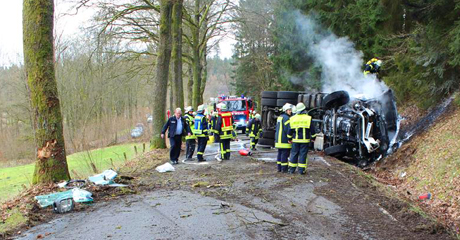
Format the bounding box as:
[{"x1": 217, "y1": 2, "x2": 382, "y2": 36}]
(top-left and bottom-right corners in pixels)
[
  {"x1": 288, "y1": 112, "x2": 312, "y2": 143},
  {"x1": 275, "y1": 113, "x2": 292, "y2": 149},
  {"x1": 247, "y1": 118, "x2": 262, "y2": 139},
  {"x1": 210, "y1": 116, "x2": 218, "y2": 135},
  {"x1": 214, "y1": 112, "x2": 234, "y2": 140},
  {"x1": 192, "y1": 114, "x2": 208, "y2": 137},
  {"x1": 185, "y1": 114, "x2": 197, "y2": 140}
]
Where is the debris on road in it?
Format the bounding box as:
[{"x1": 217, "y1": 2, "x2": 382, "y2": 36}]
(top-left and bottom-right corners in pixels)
[
  {"x1": 155, "y1": 163, "x2": 175, "y2": 173},
  {"x1": 239, "y1": 149, "x2": 252, "y2": 156}
]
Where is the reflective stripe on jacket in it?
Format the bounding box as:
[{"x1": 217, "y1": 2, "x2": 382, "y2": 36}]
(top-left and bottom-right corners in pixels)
[
  {"x1": 247, "y1": 119, "x2": 262, "y2": 139},
  {"x1": 185, "y1": 114, "x2": 197, "y2": 140},
  {"x1": 288, "y1": 112, "x2": 312, "y2": 143},
  {"x1": 214, "y1": 113, "x2": 234, "y2": 139},
  {"x1": 275, "y1": 113, "x2": 291, "y2": 149}
]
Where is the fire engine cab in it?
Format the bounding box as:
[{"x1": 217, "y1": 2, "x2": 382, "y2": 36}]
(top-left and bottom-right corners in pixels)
[{"x1": 214, "y1": 95, "x2": 256, "y2": 134}]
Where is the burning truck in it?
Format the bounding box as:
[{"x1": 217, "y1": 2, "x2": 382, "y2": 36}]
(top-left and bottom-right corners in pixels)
[{"x1": 259, "y1": 90, "x2": 398, "y2": 166}]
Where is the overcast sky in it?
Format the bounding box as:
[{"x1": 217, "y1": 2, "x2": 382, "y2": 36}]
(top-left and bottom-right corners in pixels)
[{"x1": 0, "y1": 0, "x2": 235, "y2": 67}]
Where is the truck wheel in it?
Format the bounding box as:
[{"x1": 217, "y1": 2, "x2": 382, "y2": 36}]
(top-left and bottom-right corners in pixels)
[
  {"x1": 324, "y1": 145, "x2": 348, "y2": 158},
  {"x1": 262, "y1": 130, "x2": 275, "y2": 139},
  {"x1": 316, "y1": 94, "x2": 324, "y2": 108},
  {"x1": 277, "y1": 91, "x2": 300, "y2": 100},
  {"x1": 277, "y1": 98, "x2": 296, "y2": 107},
  {"x1": 261, "y1": 98, "x2": 277, "y2": 107},
  {"x1": 258, "y1": 138, "x2": 275, "y2": 147},
  {"x1": 322, "y1": 91, "x2": 350, "y2": 109},
  {"x1": 261, "y1": 91, "x2": 278, "y2": 99},
  {"x1": 309, "y1": 94, "x2": 316, "y2": 109},
  {"x1": 301, "y1": 94, "x2": 311, "y2": 108}
]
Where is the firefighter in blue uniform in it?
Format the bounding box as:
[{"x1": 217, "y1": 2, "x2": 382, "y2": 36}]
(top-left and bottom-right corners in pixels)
[
  {"x1": 287, "y1": 102, "x2": 312, "y2": 175},
  {"x1": 184, "y1": 106, "x2": 196, "y2": 160},
  {"x1": 193, "y1": 105, "x2": 209, "y2": 162},
  {"x1": 247, "y1": 114, "x2": 262, "y2": 150},
  {"x1": 275, "y1": 103, "x2": 293, "y2": 173}
]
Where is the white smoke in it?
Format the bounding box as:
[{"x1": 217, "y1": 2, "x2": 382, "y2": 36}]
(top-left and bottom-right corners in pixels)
[{"x1": 293, "y1": 11, "x2": 389, "y2": 99}]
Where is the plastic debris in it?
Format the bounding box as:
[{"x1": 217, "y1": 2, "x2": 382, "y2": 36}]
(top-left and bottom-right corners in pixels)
[
  {"x1": 88, "y1": 170, "x2": 118, "y2": 185},
  {"x1": 239, "y1": 149, "x2": 252, "y2": 156},
  {"x1": 418, "y1": 193, "x2": 432, "y2": 200},
  {"x1": 156, "y1": 162, "x2": 175, "y2": 173},
  {"x1": 35, "y1": 188, "x2": 93, "y2": 208}
]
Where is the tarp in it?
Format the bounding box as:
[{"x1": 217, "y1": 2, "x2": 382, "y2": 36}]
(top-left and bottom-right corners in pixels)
[{"x1": 35, "y1": 188, "x2": 93, "y2": 208}]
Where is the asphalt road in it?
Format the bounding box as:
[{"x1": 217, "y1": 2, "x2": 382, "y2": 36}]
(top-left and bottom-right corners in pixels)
[{"x1": 15, "y1": 138, "x2": 453, "y2": 240}]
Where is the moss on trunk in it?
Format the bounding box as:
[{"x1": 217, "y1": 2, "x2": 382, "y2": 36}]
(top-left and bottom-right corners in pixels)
[
  {"x1": 150, "y1": 0, "x2": 173, "y2": 149},
  {"x1": 23, "y1": 0, "x2": 70, "y2": 183}
]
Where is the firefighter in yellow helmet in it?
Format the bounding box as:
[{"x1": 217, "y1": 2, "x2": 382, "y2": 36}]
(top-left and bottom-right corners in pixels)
[
  {"x1": 184, "y1": 106, "x2": 196, "y2": 160},
  {"x1": 275, "y1": 103, "x2": 293, "y2": 173},
  {"x1": 364, "y1": 58, "x2": 383, "y2": 78},
  {"x1": 287, "y1": 102, "x2": 312, "y2": 175},
  {"x1": 193, "y1": 105, "x2": 209, "y2": 162},
  {"x1": 247, "y1": 114, "x2": 262, "y2": 150}
]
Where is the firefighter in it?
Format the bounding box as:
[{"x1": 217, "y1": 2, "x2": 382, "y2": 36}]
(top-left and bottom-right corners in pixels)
[
  {"x1": 184, "y1": 106, "x2": 197, "y2": 160},
  {"x1": 275, "y1": 103, "x2": 293, "y2": 173},
  {"x1": 287, "y1": 102, "x2": 312, "y2": 175},
  {"x1": 193, "y1": 105, "x2": 209, "y2": 162},
  {"x1": 247, "y1": 114, "x2": 262, "y2": 150},
  {"x1": 210, "y1": 111, "x2": 219, "y2": 141},
  {"x1": 214, "y1": 103, "x2": 234, "y2": 160},
  {"x1": 364, "y1": 58, "x2": 382, "y2": 77}
]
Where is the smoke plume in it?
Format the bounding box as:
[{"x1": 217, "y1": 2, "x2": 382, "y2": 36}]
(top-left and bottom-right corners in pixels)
[{"x1": 292, "y1": 11, "x2": 388, "y2": 99}]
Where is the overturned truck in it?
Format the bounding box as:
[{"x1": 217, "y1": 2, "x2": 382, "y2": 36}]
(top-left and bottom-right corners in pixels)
[{"x1": 259, "y1": 90, "x2": 398, "y2": 166}]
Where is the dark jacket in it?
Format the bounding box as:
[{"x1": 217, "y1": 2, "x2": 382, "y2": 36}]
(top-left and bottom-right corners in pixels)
[{"x1": 162, "y1": 116, "x2": 190, "y2": 138}]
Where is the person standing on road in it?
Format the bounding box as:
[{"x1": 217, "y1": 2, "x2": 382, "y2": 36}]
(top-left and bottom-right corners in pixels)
[
  {"x1": 184, "y1": 107, "x2": 196, "y2": 160},
  {"x1": 193, "y1": 105, "x2": 209, "y2": 162},
  {"x1": 275, "y1": 104, "x2": 293, "y2": 173},
  {"x1": 161, "y1": 108, "x2": 191, "y2": 165},
  {"x1": 214, "y1": 104, "x2": 234, "y2": 160},
  {"x1": 247, "y1": 114, "x2": 262, "y2": 150},
  {"x1": 287, "y1": 103, "x2": 312, "y2": 175}
]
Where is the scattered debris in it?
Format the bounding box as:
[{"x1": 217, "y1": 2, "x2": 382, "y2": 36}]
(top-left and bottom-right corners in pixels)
[
  {"x1": 35, "y1": 188, "x2": 93, "y2": 208},
  {"x1": 88, "y1": 170, "x2": 118, "y2": 185},
  {"x1": 419, "y1": 193, "x2": 432, "y2": 200},
  {"x1": 155, "y1": 163, "x2": 175, "y2": 173},
  {"x1": 239, "y1": 149, "x2": 252, "y2": 156},
  {"x1": 180, "y1": 214, "x2": 192, "y2": 218},
  {"x1": 192, "y1": 182, "x2": 209, "y2": 188},
  {"x1": 220, "y1": 202, "x2": 231, "y2": 208},
  {"x1": 400, "y1": 172, "x2": 407, "y2": 178}
]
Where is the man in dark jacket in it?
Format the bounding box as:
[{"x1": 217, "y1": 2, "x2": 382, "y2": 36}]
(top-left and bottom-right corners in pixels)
[{"x1": 161, "y1": 108, "x2": 191, "y2": 164}]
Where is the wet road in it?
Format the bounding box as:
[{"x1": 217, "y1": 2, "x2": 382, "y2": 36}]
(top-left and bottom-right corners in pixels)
[{"x1": 15, "y1": 138, "x2": 453, "y2": 240}]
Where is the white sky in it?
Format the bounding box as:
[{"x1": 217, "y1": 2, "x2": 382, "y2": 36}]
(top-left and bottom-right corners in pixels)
[{"x1": 0, "y1": 0, "x2": 235, "y2": 66}]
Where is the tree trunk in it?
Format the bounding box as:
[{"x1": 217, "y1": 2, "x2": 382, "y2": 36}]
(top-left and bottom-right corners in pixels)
[
  {"x1": 200, "y1": 47, "x2": 208, "y2": 104},
  {"x1": 172, "y1": 0, "x2": 184, "y2": 110},
  {"x1": 191, "y1": 0, "x2": 202, "y2": 109},
  {"x1": 23, "y1": 0, "x2": 70, "y2": 184},
  {"x1": 187, "y1": 63, "x2": 193, "y2": 106},
  {"x1": 150, "y1": 0, "x2": 173, "y2": 149}
]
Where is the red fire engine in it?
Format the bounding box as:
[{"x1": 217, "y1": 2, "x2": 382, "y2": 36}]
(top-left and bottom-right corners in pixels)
[{"x1": 215, "y1": 95, "x2": 256, "y2": 134}]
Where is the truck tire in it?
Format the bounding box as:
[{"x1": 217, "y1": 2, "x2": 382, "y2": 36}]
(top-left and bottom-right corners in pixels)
[
  {"x1": 262, "y1": 130, "x2": 275, "y2": 139},
  {"x1": 258, "y1": 137, "x2": 274, "y2": 147},
  {"x1": 315, "y1": 94, "x2": 324, "y2": 108},
  {"x1": 309, "y1": 94, "x2": 316, "y2": 109},
  {"x1": 261, "y1": 98, "x2": 277, "y2": 107},
  {"x1": 261, "y1": 91, "x2": 278, "y2": 99},
  {"x1": 323, "y1": 91, "x2": 350, "y2": 109},
  {"x1": 301, "y1": 94, "x2": 311, "y2": 108},
  {"x1": 277, "y1": 98, "x2": 296, "y2": 107},
  {"x1": 277, "y1": 91, "x2": 299, "y2": 100},
  {"x1": 324, "y1": 144, "x2": 348, "y2": 158}
]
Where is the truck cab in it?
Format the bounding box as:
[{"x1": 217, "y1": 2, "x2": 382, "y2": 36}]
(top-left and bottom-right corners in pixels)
[{"x1": 216, "y1": 95, "x2": 256, "y2": 134}]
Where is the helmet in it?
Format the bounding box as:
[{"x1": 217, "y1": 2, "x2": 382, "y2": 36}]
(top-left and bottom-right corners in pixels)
[
  {"x1": 282, "y1": 103, "x2": 293, "y2": 112},
  {"x1": 185, "y1": 106, "x2": 193, "y2": 112},
  {"x1": 375, "y1": 60, "x2": 382, "y2": 67},
  {"x1": 255, "y1": 114, "x2": 261, "y2": 120},
  {"x1": 213, "y1": 111, "x2": 218, "y2": 117},
  {"x1": 292, "y1": 105, "x2": 297, "y2": 114},
  {"x1": 197, "y1": 105, "x2": 205, "y2": 113},
  {"x1": 296, "y1": 102, "x2": 306, "y2": 113}
]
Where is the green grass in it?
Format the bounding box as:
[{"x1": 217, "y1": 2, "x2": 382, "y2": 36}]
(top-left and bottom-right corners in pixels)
[
  {"x1": 0, "y1": 142, "x2": 146, "y2": 203},
  {"x1": 0, "y1": 208, "x2": 27, "y2": 233}
]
